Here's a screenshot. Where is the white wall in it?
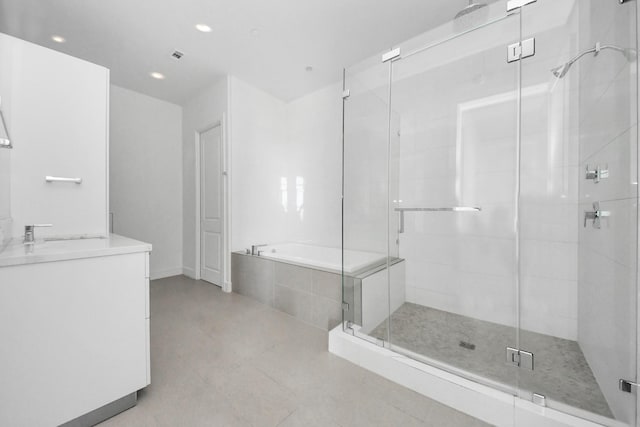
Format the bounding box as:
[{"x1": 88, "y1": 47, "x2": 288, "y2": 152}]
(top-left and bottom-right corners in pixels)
[
  {"x1": 576, "y1": 0, "x2": 638, "y2": 422},
  {"x1": 284, "y1": 83, "x2": 343, "y2": 248},
  {"x1": 181, "y1": 76, "x2": 344, "y2": 287},
  {"x1": 182, "y1": 77, "x2": 229, "y2": 279},
  {"x1": 229, "y1": 76, "x2": 287, "y2": 252},
  {"x1": 110, "y1": 85, "x2": 183, "y2": 280},
  {"x1": 227, "y1": 78, "x2": 343, "y2": 253},
  {"x1": 2, "y1": 33, "x2": 109, "y2": 240}
]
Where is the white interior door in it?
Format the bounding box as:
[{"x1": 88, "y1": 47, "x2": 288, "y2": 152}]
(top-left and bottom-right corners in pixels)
[{"x1": 200, "y1": 125, "x2": 223, "y2": 286}]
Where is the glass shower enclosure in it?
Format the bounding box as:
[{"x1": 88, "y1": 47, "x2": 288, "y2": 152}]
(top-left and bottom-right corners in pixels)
[{"x1": 341, "y1": 0, "x2": 639, "y2": 424}]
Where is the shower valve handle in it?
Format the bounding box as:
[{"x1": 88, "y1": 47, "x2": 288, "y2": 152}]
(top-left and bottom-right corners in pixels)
[{"x1": 584, "y1": 202, "x2": 610, "y2": 229}]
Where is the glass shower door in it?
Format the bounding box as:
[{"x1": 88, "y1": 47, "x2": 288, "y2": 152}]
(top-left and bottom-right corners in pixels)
[
  {"x1": 342, "y1": 53, "x2": 392, "y2": 341},
  {"x1": 385, "y1": 8, "x2": 522, "y2": 392}
]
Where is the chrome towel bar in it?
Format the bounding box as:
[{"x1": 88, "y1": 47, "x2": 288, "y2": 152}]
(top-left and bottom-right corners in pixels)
[
  {"x1": 45, "y1": 176, "x2": 82, "y2": 184},
  {"x1": 395, "y1": 206, "x2": 481, "y2": 233},
  {"x1": 395, "y1": 207, "x2": 481, "y2": 212}
]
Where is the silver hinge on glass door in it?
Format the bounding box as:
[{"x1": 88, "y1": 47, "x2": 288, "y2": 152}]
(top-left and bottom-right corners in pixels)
[
  {"x1": 382, "y1": 48, "x2": 401, "y2": 63},
  {"x1": 507, "y1": 38, "x2": 536, "y2": 63},
  {"x1": 506, "y1": 347, "x2": 534, "y2": 370},
  {"x1": 585, "y1": 164, "x2": 609, "y2": 183},
  {"x1": 619, "y1": 379, "x2": 639, "y2": 393},
  {"x1": 342, "y1": 89, "x2": 350, "y2": 100},
  {"x1": 507, "y1": 0, "x2": 537, "y2": 12}
]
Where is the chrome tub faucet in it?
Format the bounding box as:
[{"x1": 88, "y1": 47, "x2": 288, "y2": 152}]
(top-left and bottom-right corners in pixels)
[
  {"x1": 251, "y1": 244, "x2": 267, "y2": 256},
  {"x1": 24, "y1": 224, "x2": 52, "y2": 244}
]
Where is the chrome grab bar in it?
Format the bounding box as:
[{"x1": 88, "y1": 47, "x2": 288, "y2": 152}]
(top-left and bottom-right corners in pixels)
[
  {"x1": 395, "y1": 207, "x2": 482, "y2": 233},
  {"x1": 45, "y1": 176, "x2": 82, "y2": 184}
]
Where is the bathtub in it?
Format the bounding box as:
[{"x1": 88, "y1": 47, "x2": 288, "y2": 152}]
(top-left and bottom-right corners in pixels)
[
  {"x1": 232, "y1": 243, "x2": 400, "y2": 330},
  {"x1": 259, "y1": 243, "x2": 386, "y2": 274}
]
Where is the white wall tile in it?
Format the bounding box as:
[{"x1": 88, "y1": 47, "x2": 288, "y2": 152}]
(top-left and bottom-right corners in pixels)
[
  {"x1": 521, "y1": 240, "x2": 578, "y2": 282},
  {"x1": 520, "y1": 276, "x2": 578, "y2": 340},
  {"x1": 229, "y1": 77, "x2": 288, "y2": 252},
  {"x1": 580, "y1": 125, "x2": 638, "y2": 203}
]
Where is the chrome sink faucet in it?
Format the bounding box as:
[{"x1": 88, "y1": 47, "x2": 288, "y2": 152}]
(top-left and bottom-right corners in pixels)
[
  {"x1": 251, "y1": 244, "x2": 267, "y2": 256},
  {"x1": 24, "y1": 224, "x2": 52, "y2": 244}
]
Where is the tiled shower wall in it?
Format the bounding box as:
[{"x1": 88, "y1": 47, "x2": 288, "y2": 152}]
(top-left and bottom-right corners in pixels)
[
  {"x1": 0, "y1": 32, "x2": 13, "y2": 247},
  {"x1": 576, "y1": 0, "x2": 638, "y2": 422},
  {"x1": 0, "y1": 147, "x2": 9, "y2": 245},
  {"x1": 0, "y1": 33, "x2": 12, "y2": 245}
]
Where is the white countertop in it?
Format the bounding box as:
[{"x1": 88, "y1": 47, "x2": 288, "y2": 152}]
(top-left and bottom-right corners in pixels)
[{"x1": 0, "y1": 234, "x2": 152, "y2": 268}]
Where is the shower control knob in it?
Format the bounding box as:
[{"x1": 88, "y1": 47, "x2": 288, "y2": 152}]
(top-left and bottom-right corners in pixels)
[{"x1": 584, "y1": 202, "x2": 610, "y2": 229}]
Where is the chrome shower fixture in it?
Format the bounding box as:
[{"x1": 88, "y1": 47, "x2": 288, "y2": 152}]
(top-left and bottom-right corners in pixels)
[
  {"x1": 454, "y1": 0, "x2": 488, "y2": 19},
  {"x1": 551, "y1": 42, "x2": 637, "y2": 79}
]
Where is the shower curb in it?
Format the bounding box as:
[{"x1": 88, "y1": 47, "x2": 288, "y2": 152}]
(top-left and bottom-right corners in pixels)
[{"x1": 328, "y1": 326, "x2": 618, "y2": 427}]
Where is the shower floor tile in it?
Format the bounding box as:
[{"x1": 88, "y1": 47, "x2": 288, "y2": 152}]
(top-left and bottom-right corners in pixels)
[{"x1": 369, "y1": 303, "x2": 613, "y2": 418}]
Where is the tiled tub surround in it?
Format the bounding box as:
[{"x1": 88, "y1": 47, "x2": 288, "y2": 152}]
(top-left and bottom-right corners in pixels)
[
  {"x1": 232, "y1": 252, "x2": 346, "y2": 330},
  {"x1": 232, "y1": 251, "x2": 406, "y2": 331}
]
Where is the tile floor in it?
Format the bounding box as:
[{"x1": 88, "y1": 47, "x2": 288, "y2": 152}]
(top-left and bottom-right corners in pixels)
[
  {"x1": 99, "y1": 276, "x2": 488, "y2": 427},
  {"x1": 370, "y1": 303, "x2": 612, "y2": 418}
]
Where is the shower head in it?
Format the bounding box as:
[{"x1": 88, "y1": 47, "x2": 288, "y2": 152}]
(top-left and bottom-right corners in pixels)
[
  {"x1": 620, "y1": 47, "x2": 638, "y2": 62},
  {"x1": 551, "y1": 63, "x2": 572, "y2": 79},
  {"x1": 551, "y1": 42, "x2": 638, "y2": 79},
  {"x1": 454, "y1": 0, "x2": 488, "y2": 20}
]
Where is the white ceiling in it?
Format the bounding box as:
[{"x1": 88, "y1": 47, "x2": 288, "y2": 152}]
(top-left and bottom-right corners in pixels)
[{"x1": 0, "y1": 0, "x2": 497, "y2": 105}]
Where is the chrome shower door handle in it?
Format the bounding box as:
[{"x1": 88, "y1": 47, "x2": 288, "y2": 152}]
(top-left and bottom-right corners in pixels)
[{"x1": 584, "y1": 202, "x2": 610, "y2": 229}]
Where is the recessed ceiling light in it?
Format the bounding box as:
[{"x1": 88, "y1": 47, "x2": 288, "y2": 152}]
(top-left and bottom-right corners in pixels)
[
  {"x1": 250, "y1": 28, "x2": 260, "y2": 37},
  {"x1": 51, "y1": 35, "x2": 66, "y2": 43},
  {"x1": 195, "y1": 24, "x2": 212, "y2": 33},
  {"x1": 150, "y1": 72, "x2": 165, "y2": 80}
]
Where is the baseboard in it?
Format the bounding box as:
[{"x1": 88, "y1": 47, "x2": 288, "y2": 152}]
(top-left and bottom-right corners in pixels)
[
  {"x1": 150, "y1": 268, "x2": 183, "y2": 280},
  {"x1": 60, "y1": 392, "x2": 137, "y2": 427},
  {"x1": 182, "y1": 266, "x2": 196, "y2": 279},
  {"x1": 223, "y1": 281, "x2": 232, "y2": 293}
]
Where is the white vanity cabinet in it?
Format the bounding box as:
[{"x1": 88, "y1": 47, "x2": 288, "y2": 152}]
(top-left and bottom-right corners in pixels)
[
  {"x1": 0, "y1": 235, "x2": 151, "y2": 427},
  {"x1": 0, "y1": 32, "x2": 109, "y2": 239}
]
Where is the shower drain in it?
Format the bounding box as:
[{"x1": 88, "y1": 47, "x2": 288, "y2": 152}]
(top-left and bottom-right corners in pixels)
[{"x1": 459, "y1": 340, "x2": 476, "y2": 350}]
